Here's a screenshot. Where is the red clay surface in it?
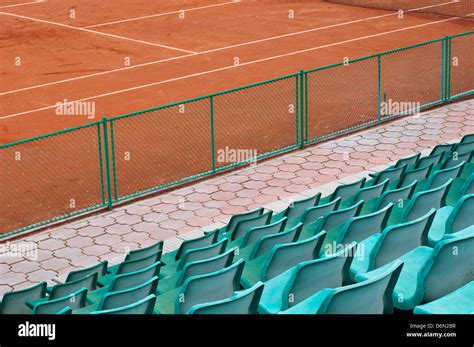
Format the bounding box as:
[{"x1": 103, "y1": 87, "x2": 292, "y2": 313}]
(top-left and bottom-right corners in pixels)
[{"x1": 0, "y1": 0, "x2": 473, "y2": 235}]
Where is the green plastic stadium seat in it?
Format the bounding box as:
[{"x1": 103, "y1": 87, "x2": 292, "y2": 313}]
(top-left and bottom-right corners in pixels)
[
  {"x1": 414, "y1": 281, "x2": 474, "y2": 314},
  {"x1": 238, "y1": 223, "x2": 303, "y2": 261},
  {"x1": 441, "y1": 150, "x2": 472, "y2": 171},
  {"x1": 299, "y1": 200, "x2": 363, "y2": 240},
  {"x1": 56, "y1": 307, "x2": 72, "y2": 314},
  {"x1": 33, "y1": 288, "x2": 88, "y2": 314},
  {"x1": 240, "y1": 231, "x2": 325, "y2": 289},
  {"x1": 226, "y1": 211, "x2": 273, "y2": 242},
  {"x1": 27, "y1": 273, "x2": 98, "y2": 309},
  {"x1": 97, "y1": 251, "x2": 161, "y2": 287},
  {"x1": 229, "y1": 217, "x2": 287, "y2": 251},
  {"x1": 415, "y1": 161, "x2": 465, "y2": 193},
  {"x1": 0, "y1": 282, "x2": 47, "y2": 314},
  {"x1": 106, "y1": 240, "x2": 163, "y2": 274},
  {"x1": 154, "y1": 259, "x2": 245, "y2": 314},
  {"x1": 299, "y1": 198, "x2": 341, "y2": 226},
  {"x1": 187, "y1": 282, "x2": 264, "y2": 314},
  {"x1": 259, "y1": 243, "x2": 355, "y2": 314},
  {"x1": 321, "y1": 203, "x2": 393, "y2": 256},
  {"x1": 271, "y1": 193, "x2": 321, "y2": 224},
  {"x1": 87, "y1": 261, "x2": 161, "y2": 304},
  {"x1": 427, "y1": 194, "x2": 474, "y2": 247},
  {"x1": 159, "y1": 238, "x2": 227, "y2": 278},
  {"x1": 340, "y1": 179, "x2": 389, "y2": 208},
  {"x1": 161, "y1": 231, "x2": 218, "y2": 265},
  {"x1": 210, "y1": 208, "x2": 265, "y2": 240},
  {"x1": 361, "y1": 180, "x2": 417, "y2": 214},
  {"x1": 355, "y1": 233, "x2": 474, "y2": 310},
  {"x1": 281, "y1": 260, "x2": 403, "y2": 314},
  {"x1": 411, "y1": 152, "x2": 444, "y2": 171},
  {"x1": 91, "y1": 294, "x2": 156, "y2": 315},
  {"x1": 446, "y1": 174, "x2": 473, "y2": 205},
  {"x1": 66, "y1": 260, "x2": 108, "y2": 282},
  {"x1": 388, "y1": 163, "x2": 432, "y2": 190},
  {"x1": 366, "y1": 165, "x2": 407, "y2": 187},
  {"x1": 395, "y1": 153, "x2": 421, "y2": 168},
  {"x1": 320, "y1": 177, "x2": 366, "y2": 204},
  {"x1": 453, "y1": 140, "x2": 474, "y2": 154},
  {"x1": 460, "y1": 134, "x2": 474, "y2": 143},
  {"x1": 157, "y1": 248, "x2": 235, "y2": 294},
  {"x1": 350, "y1": 209, "x2": 435, "y2": 280},
  {"x1": 74, "y1": 277, "x2": 159, "y2": 314},
  {"x1": 430, "y1": 143, "x2": 454, "y2": 157}
]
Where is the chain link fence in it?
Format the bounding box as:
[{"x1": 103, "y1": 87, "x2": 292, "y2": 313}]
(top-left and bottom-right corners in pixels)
[{"x1": 1, "y1": 31, "x2": 472, "y2": 238}]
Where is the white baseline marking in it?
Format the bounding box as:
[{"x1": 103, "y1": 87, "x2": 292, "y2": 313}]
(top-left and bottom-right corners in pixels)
[
  {"x1": 1, "y1": 16, "x2": 468, "y2": 120},
  {"x1": 0, "y1": 1, "x2": 460, "y2": 97},
  {"x1": 0, "y1": 0, "x2": 44, "y2": 9},
  {"x1": 83, "y1": 1, "x2": 240, "y2": 29},
  {"x1": 0, "y1": 11, "x2": 197, "y2": 54}
]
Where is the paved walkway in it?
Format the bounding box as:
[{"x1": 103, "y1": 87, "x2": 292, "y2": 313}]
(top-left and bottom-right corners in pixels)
[{"x1": 1, "y1": 99, "x2": 473, "y2": 296}]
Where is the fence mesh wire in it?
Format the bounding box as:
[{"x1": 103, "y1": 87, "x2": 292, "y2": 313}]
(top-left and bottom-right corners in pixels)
[
  {"x1": 380, "y1": 40, "x2": 443, "y2": 118},
  {"x1": 213, "y1": 76, "x2": 298, "y2": 168},
  {"x1": 326, "y1": 0, "x2": 474, "y2": 18},
  {"x1": 0, "y1": 125, "x2": 104, "y2": 235},
  {"x1": 306, "y1": 57, "x2": 379, "y2": 141},
  {"x1": 449, "y1": 33, "x2": 474, "y2": 98},
  {"x1": 110, "y1": 98, "x2": 212, "y2": 200}
]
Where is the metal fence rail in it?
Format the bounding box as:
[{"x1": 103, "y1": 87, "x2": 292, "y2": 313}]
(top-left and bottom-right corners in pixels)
[{"x1": 1, "y1": 31, "x2": 473, "y2": 238}]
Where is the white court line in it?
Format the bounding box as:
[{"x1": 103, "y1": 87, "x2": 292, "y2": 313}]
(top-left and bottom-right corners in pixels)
[
  {"x1": 0, "y1": 1, "x2": 459, "y2": 97},
  {"x1": 0, "y1": 11, "x2": 197, "y2": 54},
  {"x1": 1, "y1": 15, "x2": 468, "y2": 120},
  {"x1": 0, "y1": 0, "x2": 44, "y2": 9},
  {"x1": 83, "y1": 1, "x2": 240, "y2": 29}
]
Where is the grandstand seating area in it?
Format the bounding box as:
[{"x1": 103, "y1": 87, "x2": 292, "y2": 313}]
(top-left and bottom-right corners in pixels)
[{"x1": 1, "y1": 134, "x2": 473, "y2": 314}]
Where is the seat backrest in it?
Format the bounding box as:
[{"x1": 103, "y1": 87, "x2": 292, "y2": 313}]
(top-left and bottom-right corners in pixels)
[
  {"x1": 423, "y1": 234, "x2": 474, "y2": 303},
  {"x1": 177, "y1": 238, "x2": 228, "y2": 271},
  {"x1": 241, "y1": 217, "x2": 287, "y2": 248},
  {"x1": 430, "y1": 143, "x2": 454, "y2": 156},
  {"x1": 187, "y1": 282, "x2": 264, "y2": 314},
  {"x1": 331, "y1": 178, "x2": 366, "y2": 201},
  {"x1": 100, "y1": 276, "x2": 159, "y2": 311},
  {"x1": 443, "y1": 150, "x2": 472, "y2": 169},
  {"x1": 446, "y1": 194, "x2": 474, "y2": 234},
  {"x1": 175, "y1": 232, "x2": 219, "y2": 261},
  {"x1": 374, "y1": 165, "x2": 407, "y2": 185},
  {"x1": 415, "y1": 152, "x2": 443, "y2": 169},
  {"x1": 50, "y1": 272, "x2": 98, "y2": 300},
  {"x1": 230, "y1": 211, "x2": 272, "y2": 241},
  {"x1": 109, "y1": 261, "x2": 161, "y2": 292},
  {"x1": 375, "y1": 180, "x2": 417, "y2": 210},
  {"x1": 460, "y1": 134, "x2": 474, "y2": 143},
  {"x1": 176, "y1": 248, "x2": 235, "y2": 287},
  {"x1": 225, "y1": 208, "x2": 264, "y2": 233},
  {"x1": 66, "y1": 260, "x2": 108, "y2": 282},
  {"x1": 261, "y1": 231, "x2": 326, "y2": 281},
  {"x1": 282, "y1": 243, "x2": 356, "y2": 309},
  {"x1": 398, "y1": 164, "x2": 432, "y2": 188},
  {"x1": 395, "y1": 153, "x2": 420, "y2": 168},
  {"x1": 300, "y1": 198, "x2": 341, "y2": 225},
  {"x1": 250, "y1": 223, "x2": 303, "y2": 260},
  {"x1": 461, "y1": 174, "x2": 474, "y2": 196},
  {"x1": 318, "y1": 200, "x2": 364, "y2": 233},
  {"x1": 91, "y1": 295, "x2": 156, "y2": 314},
  {"x1": 338, "y1": 203, "x2": 393, "y2": 247},
  {"x1": 177, "y1": 259, "x2": 245, "y2": 314},
  {"x1": 453, "y1": 140, "x2": 474, "y2": 153},
  {"x1": 0, "y1": 282, "x2": 47, "y2": 314},
  {"x1": 284, "y1": 193, "x2": 321, "y2": 220},
  {"x1": 403, "y1": 179, "x2": 452, "y2": 222},
  {"x1": 125, "y1": 241, "x2": 163, "y2": 262},
  {"x1": 375, "y1": 209, "x2": 436, "y2": 268},
  {"x1": 427, "y1": 161, "x2": 465, "y2": 190},
  {"x1": 33, "y1": 288, "x2": 88, "y2": 314},
  {"x1": 318, "y1": 260, "x2": 403, "y2": 314},
  {"x1": 353, "y1": 179, "x2": 389, "y2": 204},
  {"x1": 117, "y1": 250, "x2": 162, "y2": 275}
]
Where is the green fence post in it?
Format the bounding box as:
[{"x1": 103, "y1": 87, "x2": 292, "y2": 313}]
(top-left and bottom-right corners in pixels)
[
  {"x1": 377, "y1": 54, "x2": 382, "y2": 121},
  {"x1": 445, "y1": 36, "x2": 451, "y2": 103},
  {"x1": 102, "y1": 116, "x2": 113, "y2": 210},
  {"x1": 96, "y1": 123, "x2": 105, "y2": 206},
  {"x1": 299, "y1": 70, "x2": 305, "y2": 149},
  {"x1": 210, "y1": 95, "x2": 216, "y2": 172}
]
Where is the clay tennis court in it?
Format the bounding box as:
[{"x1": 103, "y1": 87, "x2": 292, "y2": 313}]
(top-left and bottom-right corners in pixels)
[{"x1": 1, "y1": 0, "x2": 473, "y2": 236}]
